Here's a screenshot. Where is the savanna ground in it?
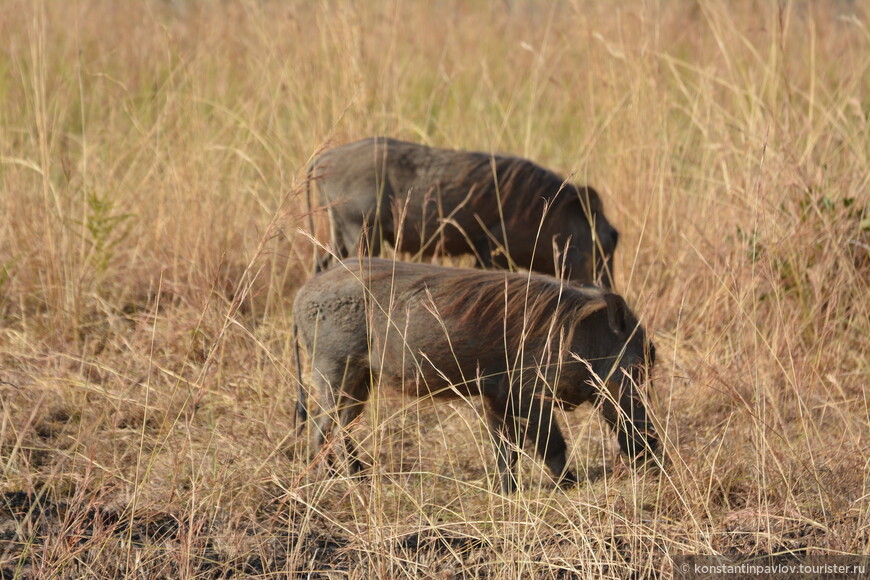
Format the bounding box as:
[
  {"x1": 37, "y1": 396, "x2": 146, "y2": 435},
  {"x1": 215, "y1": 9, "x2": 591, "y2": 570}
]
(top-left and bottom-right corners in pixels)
[{"x1": 0, "y1": 1, "x2": 868, "y2": 578}]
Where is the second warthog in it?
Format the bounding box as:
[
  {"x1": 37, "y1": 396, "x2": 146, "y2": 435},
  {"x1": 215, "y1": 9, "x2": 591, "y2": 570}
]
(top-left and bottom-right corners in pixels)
[
  {"x1": 309, "y1": 137, "x2": 619, "y2": 287},
  {"x1": 293, "y1": 258, "x2": 657, "y2": 492}
]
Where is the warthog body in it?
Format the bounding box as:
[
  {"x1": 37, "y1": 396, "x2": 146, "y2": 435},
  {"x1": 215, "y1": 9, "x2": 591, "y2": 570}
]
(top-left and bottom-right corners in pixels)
[
  {"x1": 309, "y1": 137, "x2": 618, "y2": 288},
  {"x1": 293, "y1": 258, "x2": 657, "y2": 491}
]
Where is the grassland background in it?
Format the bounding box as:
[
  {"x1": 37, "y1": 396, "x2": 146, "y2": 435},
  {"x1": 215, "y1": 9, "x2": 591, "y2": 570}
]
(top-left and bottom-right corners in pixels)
[{"x1": 0, "y1": 0, "x2": 868, "y2": 578}]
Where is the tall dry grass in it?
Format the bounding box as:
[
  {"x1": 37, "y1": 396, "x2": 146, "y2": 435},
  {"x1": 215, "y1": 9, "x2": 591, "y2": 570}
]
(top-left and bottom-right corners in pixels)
[{"x1": 0, "y1": 0, "x2": 868, "y2": 577}]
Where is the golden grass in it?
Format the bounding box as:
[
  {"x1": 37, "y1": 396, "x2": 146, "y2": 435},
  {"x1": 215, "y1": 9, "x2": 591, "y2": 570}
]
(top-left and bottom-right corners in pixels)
[{"x1": 0, "y1": 0, "x2": 868, "y2": 577}]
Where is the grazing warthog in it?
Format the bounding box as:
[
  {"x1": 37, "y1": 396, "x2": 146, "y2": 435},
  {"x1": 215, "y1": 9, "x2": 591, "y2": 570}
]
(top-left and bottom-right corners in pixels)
[
  {"x1": 308, "y1": 137, "x2": 619, "y2": 288},
  {"x1": 293, "y1": 258, "x2": 657, "y2": 492}
]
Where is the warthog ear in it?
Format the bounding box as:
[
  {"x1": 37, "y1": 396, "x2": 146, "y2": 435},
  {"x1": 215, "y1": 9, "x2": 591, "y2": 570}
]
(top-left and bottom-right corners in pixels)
[
  {"x1": 572, "y1": 185, "x2": 602, "y2": 215},
  {"x1": 604, "y1": 293, "x2": 630, "y2": 335}
]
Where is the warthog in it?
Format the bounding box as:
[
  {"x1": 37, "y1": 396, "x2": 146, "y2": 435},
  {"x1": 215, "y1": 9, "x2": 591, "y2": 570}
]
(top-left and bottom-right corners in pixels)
[
  {"x1": 293, "y1": 258, "x2": 657, "y2": 492},
  {"x1": 308, "y1": 137, "x2": 619, "y2": 288}
]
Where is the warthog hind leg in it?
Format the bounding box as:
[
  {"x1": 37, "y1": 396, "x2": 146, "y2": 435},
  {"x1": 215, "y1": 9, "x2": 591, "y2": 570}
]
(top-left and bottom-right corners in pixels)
[{"x1": 310, "y1": 358, "x2": 371, "y2": 474}]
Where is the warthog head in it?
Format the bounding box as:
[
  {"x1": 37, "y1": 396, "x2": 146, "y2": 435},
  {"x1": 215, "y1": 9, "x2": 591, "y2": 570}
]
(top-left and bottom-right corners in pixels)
[
  {"x1": 539, "y1": 185, "x2": 619, "y2": 289},
  {"x1": 558, "y1": 292, "x2": 658, "y2": 459}
]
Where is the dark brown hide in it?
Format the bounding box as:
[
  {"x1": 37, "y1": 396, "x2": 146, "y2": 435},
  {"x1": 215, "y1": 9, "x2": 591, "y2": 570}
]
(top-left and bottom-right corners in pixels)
[
  {"x1": 293, "y1": 258, "x2": 656, "y2": 491},
  {"x1": 309, "y1": 137, "x2": 618, "y2": 287}
]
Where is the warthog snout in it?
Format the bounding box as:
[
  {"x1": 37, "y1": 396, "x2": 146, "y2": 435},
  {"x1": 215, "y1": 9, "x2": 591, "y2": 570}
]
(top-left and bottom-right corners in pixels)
[
  {"x1": 293, "y1": 258, "x2": 657, "y2": 492},
  {"x1": 597, "y1": 319, "x2": 658, "y2": 460},
  {"x1": 602, "y1": 390, "x2": 659, "y2": 459}
]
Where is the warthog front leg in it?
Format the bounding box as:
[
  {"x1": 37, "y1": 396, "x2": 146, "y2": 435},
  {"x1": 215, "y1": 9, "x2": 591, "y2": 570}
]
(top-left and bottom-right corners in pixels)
[
  {"x1": 485, "y1": 392, "x2": 577, "y2": 492},
  {"x1": 521, "y1": 398, "x2": 577, "y2": 488},
  {"x1": 484, "y1": 393, "x2": 520, "y2": 494}
]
